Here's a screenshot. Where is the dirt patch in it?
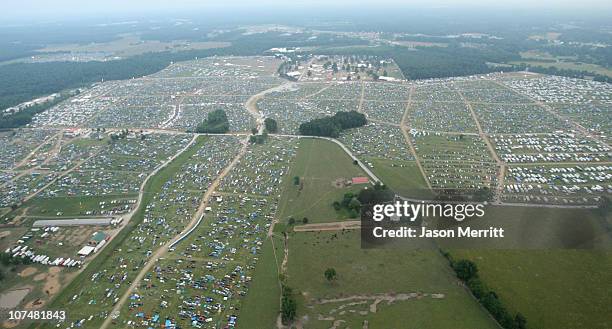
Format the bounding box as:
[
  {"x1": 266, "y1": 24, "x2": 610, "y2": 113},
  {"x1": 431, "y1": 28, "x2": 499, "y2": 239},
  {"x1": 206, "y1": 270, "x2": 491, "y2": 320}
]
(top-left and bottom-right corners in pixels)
[
  {"x1": 0, "y1": 231, "x2": 11, "y2": 239},
  {"x1": 332, "y1": 178, "x2": 349, "y2": 188},
  {"x1": 42, "y1": 267, "x2": 62, "y2": 296},
  {"x1": 0, "y1": 287, "x2": 31, "y2": 308},
  {"x1": 33, "y1": 273, "x2": 47, "y2": 281},
  {"x1": 2, "y1": 319, "x2": 21, "y2": 328},
  {"x1": 294, "y1": 221, "x2": 361, "y2": 232},
  {"x1": 23, "y1": 297, "x2": 45, "y2": 310},
  {"x1": 18, "y1": 267, "x2": 37, "y2": 278}
]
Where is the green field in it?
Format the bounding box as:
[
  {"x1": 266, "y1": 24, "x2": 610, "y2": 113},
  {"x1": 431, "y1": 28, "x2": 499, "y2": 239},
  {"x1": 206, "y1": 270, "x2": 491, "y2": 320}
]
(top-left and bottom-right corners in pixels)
[
  {"x1": 276, "y1": 138, "x2": 368, "y2": 224},
  {"x1": 511, "y1": 52, "x2": 612, "y2": 78},
  {"x1": 450, "y1": 250, "x2": 612, "y2": 329},
  {"x1": 23, "y1": 194, "x2": 138, "y2": 217},
  {"x1": 367, "y1": 158, "x2": 433, "y2": 199},
  {"x1": 285, "y1": 230, "x2": 498, "y2": 329},
  {"x1": 236, "y1": 236, "x2": 283, "y2": 329}
]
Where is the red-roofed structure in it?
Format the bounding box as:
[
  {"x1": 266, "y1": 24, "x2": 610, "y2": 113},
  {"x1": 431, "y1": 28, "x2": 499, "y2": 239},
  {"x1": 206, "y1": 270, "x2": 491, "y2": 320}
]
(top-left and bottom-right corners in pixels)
[{"x1": 352, "y1": 177, "x2": 369, "y2": 184}]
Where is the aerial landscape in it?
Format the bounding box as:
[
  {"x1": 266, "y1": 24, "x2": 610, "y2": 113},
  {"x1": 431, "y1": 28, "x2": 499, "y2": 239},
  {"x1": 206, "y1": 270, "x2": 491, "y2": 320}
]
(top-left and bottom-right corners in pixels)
[{"x1": 0, "y1": 1, "x2": 610, "y2": 329}]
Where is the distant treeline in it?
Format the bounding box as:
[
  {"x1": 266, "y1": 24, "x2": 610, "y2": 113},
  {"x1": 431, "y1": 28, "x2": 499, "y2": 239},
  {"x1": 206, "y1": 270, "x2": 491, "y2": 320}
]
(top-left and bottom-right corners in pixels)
[
  {"x1": 299, "y1": 111, "x2": 366, "y2": 138},
  {"x1": 0, "y1": 91, "x2": 76, "y2": 129},
  {"x1": 511, "y1": 63, "x2": 612, "y2": 83}
]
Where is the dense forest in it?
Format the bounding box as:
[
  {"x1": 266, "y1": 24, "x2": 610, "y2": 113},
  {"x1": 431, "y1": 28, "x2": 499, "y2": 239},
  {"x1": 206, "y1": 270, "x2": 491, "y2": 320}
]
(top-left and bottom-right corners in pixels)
[{"x1": 299, "y1": 111, "x2": 366, "y2": 138}]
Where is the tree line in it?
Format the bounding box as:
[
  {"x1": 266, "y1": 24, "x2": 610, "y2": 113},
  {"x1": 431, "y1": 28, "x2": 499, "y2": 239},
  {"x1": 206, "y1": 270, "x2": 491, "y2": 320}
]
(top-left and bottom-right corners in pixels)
[
  {"x1": 298, "y1": 110, "x2": 366, "y2": 138},
  {"x1": 442, "y1": 252, "x2": 528, "y2": 329},
  {"x1": 0, "y1": 91, "x2": 77, "y2": 129}
]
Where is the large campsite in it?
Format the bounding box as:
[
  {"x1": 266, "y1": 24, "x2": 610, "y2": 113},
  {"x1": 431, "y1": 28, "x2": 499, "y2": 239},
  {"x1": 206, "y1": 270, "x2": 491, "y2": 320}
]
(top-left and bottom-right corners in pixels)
[{"x1": 0, "y1": 53, "x2": 610, "y2": 329}]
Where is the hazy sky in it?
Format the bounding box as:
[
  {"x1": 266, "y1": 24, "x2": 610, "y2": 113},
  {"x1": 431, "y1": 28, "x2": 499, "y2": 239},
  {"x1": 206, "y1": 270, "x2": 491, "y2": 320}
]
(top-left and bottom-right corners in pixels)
[{"x1": 3, "y1": 0, "x2": 611, "y2": 22}]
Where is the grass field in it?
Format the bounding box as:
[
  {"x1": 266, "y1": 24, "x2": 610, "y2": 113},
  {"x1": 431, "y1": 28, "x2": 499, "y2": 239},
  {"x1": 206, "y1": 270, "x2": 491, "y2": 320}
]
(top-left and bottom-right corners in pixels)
[
  {"x1": 285, "y1": 230, "x2": 498, "y2": 328},
  {"x1": 367, "y1": 158, "x2": 433, "y2": 199},
  {"x1": 236, "y1": 236, "x2": 283, "y2": 329},
  {"x1": 23, "y1": 194, "x2": 138, "y2": 217},
  {"x1": 450, "y1": 249, "x2": 612, "y2": 329},
  {"x1": 510, "y1": 52, "x2": 612, "y2": 78},
  {"x1": 276, "y1": 138, "x2": 368, "y2": 224}
]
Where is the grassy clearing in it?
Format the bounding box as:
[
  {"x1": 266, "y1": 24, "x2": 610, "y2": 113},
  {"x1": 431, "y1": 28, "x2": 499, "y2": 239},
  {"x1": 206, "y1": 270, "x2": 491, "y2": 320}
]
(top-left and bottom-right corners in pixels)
[
  {"x1": 510, "y1": 59, "x2": 612, "y2": 78},
  {"x1": 276, "y1": 138, "x2": 368, "y2": 224},
  {"x1": 236, "y1": 236, "x2": 283, "y2": 329},
  {"x1": 285, "y1": 230, "x2": 497, "y2": 328},
  {"x1": 23, "y1": 194, "x2": 138, "y2": 217},
  {"x1": 367, "y1": 158, "x2": 433, "y2": 199},
  {"x1": 450, "y1": 249, "x2": 612, "y2": 329}
]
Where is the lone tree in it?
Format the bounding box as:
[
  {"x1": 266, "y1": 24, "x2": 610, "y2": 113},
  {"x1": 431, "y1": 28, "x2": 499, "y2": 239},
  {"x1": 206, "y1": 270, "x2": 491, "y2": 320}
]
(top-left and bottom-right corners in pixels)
[
  {"x1": 453, "y1": 259, "x2": 478, "y2": 282},
  {"x1": 324, "y1": 268, "x2": 337, "y2": 283}
]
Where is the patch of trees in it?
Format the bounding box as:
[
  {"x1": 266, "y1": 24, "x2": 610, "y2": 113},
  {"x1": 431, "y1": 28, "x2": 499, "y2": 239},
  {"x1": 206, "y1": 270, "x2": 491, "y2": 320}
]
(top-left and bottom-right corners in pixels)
[
  {"x1": 442, "y1": 253, "x2": 527, "y2": 329},
  {"x1": 0, "y1": 253, "x2": 32, "y2": 266},
  {"x1": 332, "y1": 192, "x2": 362, "y2": 218},
  {"x1": 280, "y1": 284, "x2": 297, "y2": 325},
  {"x1": 195, "y1": 109, "x2": 229, "y2": 133},
  {"x1": 357, "y1": 182, "x2": 395, "y2": 204},
  {"x1": 324, "y1": 268, "x2": 337, "y2": 283},
  {"x1": 298, "y1": 110, "x2": 366, "y2": 138},
  {"x1": 264, "y1": 117, "x2": 278, "y2": 133},
  {"x1": 249, "y1": 132, "x2": 268, "y2": 144}
]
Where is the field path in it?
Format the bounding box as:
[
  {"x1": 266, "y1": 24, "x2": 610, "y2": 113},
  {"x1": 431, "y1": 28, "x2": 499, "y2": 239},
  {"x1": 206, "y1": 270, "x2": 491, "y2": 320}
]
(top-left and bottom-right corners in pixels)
[
  {"x1": 400, "y1": 86, "x2": 432, "y2": 190},
  {"x1": 100, "y1": 137, "x2": 248, "y2": 329},
  {"x1": 455, "y1": 88, "x2": 505, "y2": 204},
  {"x1": 293, "y1": 220, "x2": 361, "y2": 232},
  {"x1": 245, "y1": 82, "x2": 293, "y2": 134}
]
